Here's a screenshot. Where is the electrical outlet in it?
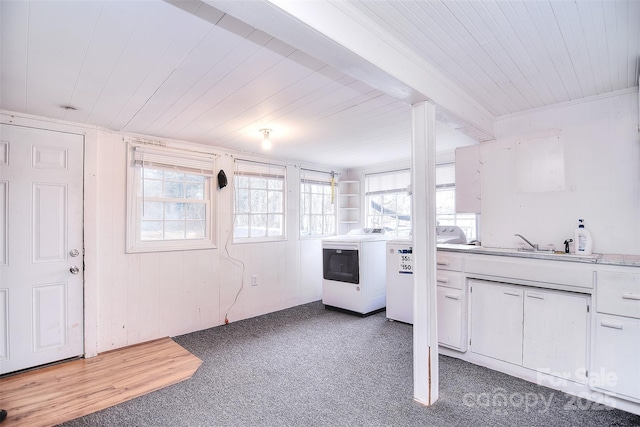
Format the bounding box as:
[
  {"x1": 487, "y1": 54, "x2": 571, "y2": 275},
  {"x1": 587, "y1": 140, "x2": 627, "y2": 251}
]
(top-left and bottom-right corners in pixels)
[{"x1": 251, "y1": 275, "x2": 258, "y2": 286}]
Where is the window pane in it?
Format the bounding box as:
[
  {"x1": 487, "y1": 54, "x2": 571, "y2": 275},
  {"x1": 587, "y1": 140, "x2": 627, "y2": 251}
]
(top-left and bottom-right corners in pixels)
[
  {"x1": 185, "y1": 183, "x2": 204, "y2": 199},
  {"x1": 236, "y1": 189, "x2": 249, "y2": 213},
  {"x1": 236, "y1": 175, "x2": 249, "y2": 188},
  {"x1": 143, "y1": 168, "x2": 163, "y2": 179},
  {"x1": 251, "y1": 189, "x2": 267, "y2": 213},
  {"x1": 436, "y1": 189, "x2": 455, "y2": 215},
  {"x1": 267, "y1": 214, "x2": 283, "y2": 236},
  {"x1": 251, "y1": 214, "x2": 267, "y2": 237},
  {"x1": 165, "y1": 221, "x2": 185, "y2": 239},
  {"x1": 142, "y1": 201, "x2": 163, "y2": 220},
  {"x1": 186, "y1": 220, "x2": 205, "y2": 238},
  {"x1": 143, "y1": 179, "x2": 162, "y2": 198},
  {"x1": 310, "y1": 215, "x2": 322, "y2": 235},
  {"x1": 164, "y1": 171, "x2": 185, "y2": 181},
  {"x1": 268, "y1": 179, "x2": 283, "y2": 190},
  {"x1": 234, "y1": 215, "x2": 249, "y2": 238},
  {"x1": 253, "y1": 177, "x2": 267, "y2": 189},
  {"x1": 184, "y1": 174, "x2": 204, "y2": 183},
  {"x1": 140, "y1": 221, "x2": 163, "y2": 241},
  {"x1": 268, "y1": 191, "x2": 283, "y2": 213},
  {"x1": 324, "y1": 197, "x2": 334, "y2": 214},
  {"x1": 165, "y1": 202, "x2": 184, "y2": 220},
  {"x1": 164, "y1": 181, "x2": 184, "y2": 198},
  {"x1": 185, "y1": 203, "x2": 205, "y2": 220},
  {"x1": 310, "y1": 194, "x2": 322, "y2": 214},
  {"x1": 324, "y1": 217, "x2": 335, "y2": 235}
]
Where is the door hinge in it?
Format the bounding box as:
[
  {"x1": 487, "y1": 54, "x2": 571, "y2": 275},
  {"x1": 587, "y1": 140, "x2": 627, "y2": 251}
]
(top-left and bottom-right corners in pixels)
[
  {"x1": 470, "y1": 286, "x2": 472, "y2": 293},
  {"x1": 587, "y1": 304, "x2": 590, "y2": 313},
  {"x1": 469, "y1": 338, "x2": 472, "y2": 346}
]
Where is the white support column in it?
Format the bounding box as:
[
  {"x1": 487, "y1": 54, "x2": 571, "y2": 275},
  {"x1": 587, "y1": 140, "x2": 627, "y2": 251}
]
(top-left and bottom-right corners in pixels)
[{"x1": 412, "y1": 101, "x2": 438, "y2": 405}]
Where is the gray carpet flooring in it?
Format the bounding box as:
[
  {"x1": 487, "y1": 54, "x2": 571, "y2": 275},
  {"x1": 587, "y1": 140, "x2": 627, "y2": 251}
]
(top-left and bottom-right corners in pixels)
[{"x1": 60, "y1": 301, "x2": 640, "y2": 426}]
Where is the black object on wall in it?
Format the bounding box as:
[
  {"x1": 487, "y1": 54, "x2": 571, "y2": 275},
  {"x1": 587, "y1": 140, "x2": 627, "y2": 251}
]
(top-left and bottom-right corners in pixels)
[{"x1": 218, "y1": 170, "x2": 228, "y2": 189}]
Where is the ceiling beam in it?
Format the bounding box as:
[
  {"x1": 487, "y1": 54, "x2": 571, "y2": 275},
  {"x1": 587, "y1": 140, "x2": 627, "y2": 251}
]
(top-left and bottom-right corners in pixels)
[{"x1": 199, "y1": 0, "x2": 495, "y2": 141}]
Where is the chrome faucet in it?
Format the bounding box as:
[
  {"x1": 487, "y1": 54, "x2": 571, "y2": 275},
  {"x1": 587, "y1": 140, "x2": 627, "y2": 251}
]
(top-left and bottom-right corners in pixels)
[{"x1": 514, "y1": 233, "x2": 538, "y2": 251}]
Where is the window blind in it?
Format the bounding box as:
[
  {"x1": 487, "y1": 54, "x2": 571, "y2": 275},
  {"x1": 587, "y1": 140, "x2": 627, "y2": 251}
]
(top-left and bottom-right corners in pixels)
[
  {"x1": 365, "y1": 169, "x2": 411, "y2": 195},
  {"x1": 300, "y1": 169, "x2": 335, "y2": 185},
  {"x1": 436, "y1": 163, "x2": 455, "y2": 188},
  {"x1": 235, "y1": 159, "x2": 285, "y2": 178},
  {"x1": 133, "y1": 145, "x2": 216, "y2": 176}
]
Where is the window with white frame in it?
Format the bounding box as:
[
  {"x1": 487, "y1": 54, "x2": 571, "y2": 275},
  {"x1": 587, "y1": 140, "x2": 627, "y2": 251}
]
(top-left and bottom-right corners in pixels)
[
  {"x1": 300, "y1": 169, "x2": 336, "y2": 237},
  {"x1": 233, "y1": 159, "x2": 286, "y2": 241},
  {"x1": 365, "y1": 169, "x2": 412, "y2": 235},
  {"x1": 436, "y1": 163, "x2": 478, "y2": 241},
  {"x1": 126, "y1": 143, "x2": 217, "y2": 253}
]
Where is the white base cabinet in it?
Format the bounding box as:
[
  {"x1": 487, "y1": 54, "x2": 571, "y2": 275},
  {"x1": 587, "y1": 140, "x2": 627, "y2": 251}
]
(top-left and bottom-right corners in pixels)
[
  {"x1": 592, "y1": 270, "x2": 640, "y2": 402},
  {"x1": 592, "y1": 314, "x2": 640, "y2": 401},
  {"x1": 522, "y1": 288, "x2": 589, "y2": 384},
  {"x1": 470, "y1": 280, "x2": 523, "y2": 365},
  {"x1": 437, "y1": 286, "x2": 466, "y2": 351},
  {"x1": 469, "y1": 279, "x2": 589, "y2": 384}
]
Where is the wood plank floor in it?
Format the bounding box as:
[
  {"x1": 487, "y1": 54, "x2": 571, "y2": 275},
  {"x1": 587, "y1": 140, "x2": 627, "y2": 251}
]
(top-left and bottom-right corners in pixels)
[{"x1": 0, "y1": 337, "x2": 202, "y2": 427}]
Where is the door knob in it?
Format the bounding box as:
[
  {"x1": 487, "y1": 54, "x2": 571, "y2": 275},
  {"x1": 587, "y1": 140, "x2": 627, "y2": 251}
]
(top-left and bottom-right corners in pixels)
[
  {"x1": 69, "y1": 266, "x2": 80, "y2": 274},
  {"x1": 69, "y1": 249, "x2": 80, "y2": 257}
]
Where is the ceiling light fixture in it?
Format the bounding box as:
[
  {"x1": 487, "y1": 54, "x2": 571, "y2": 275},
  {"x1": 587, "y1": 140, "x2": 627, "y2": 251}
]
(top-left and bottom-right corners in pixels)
[{"x1": 260, "y1": 128, "x2": 272, "y2": 150}]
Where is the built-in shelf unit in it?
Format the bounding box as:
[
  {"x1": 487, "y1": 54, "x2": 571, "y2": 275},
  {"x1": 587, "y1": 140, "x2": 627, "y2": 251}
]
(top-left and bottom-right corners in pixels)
[{"x1": 338, "y1": 180, "x2": 360, "y2": 225}]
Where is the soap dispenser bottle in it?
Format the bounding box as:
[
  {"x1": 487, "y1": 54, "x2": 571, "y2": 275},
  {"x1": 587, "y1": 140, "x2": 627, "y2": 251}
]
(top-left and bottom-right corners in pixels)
[{"x1": 574, "y1": 219, "x2": 593, "y2": 255}]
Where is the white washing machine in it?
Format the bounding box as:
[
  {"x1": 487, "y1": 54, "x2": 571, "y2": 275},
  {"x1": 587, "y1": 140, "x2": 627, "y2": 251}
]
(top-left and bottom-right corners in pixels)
[
  {"x1": 322, "y1": 228, "x2": 389, "y2": 315},
  {"x1": 386, "y1": 237, "x2": 413, "y2": 324}
]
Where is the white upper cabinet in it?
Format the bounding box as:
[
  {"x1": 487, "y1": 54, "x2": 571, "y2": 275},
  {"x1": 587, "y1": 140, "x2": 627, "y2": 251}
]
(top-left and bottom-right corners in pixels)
[{"x1": 455, "y1": 145, "x2": 481, "y2": 214}]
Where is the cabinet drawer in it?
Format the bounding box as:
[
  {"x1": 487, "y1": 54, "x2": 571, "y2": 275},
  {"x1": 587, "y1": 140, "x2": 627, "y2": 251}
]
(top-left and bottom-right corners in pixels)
[
  {"x1": 597, "y1": 271, "x2": 640, "y2": 319},
  {"x1": 436, "y1": 253, "x2": 463, "y2": 272},
  {"x1": 436, "y1": 270, "x2": 464, "y2": 290}
]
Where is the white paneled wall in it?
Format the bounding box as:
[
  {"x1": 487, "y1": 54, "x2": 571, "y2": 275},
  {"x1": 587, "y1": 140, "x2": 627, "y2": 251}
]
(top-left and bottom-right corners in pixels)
[
  {"x1": 480, "y1": 89, "x2": 640, "y2": 255},
  {"x1": 1, "y1": 113, "x2": 325, "y2": 354},
  {"x1": 94, "y1": 132, "x2": 325, "y2": 352}
]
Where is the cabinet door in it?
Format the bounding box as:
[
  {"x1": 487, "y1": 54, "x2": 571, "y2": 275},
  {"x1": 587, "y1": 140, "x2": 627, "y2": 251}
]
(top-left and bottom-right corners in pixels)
[
  {"x1": 470, "y1": 280, "x2": 523, "y2": 365},
  {"x1": 522, "y1": 289, "x2": 589, "y2": 384},
  {"x1": 592, "y1": 314, "x2": 640, "y2": 401},
  {"x1": 437, "y1": 286, "x2": 466, "y2": 351},
  {"x1": 455, "y1": 144, "x2": 481, "y2": 214}
]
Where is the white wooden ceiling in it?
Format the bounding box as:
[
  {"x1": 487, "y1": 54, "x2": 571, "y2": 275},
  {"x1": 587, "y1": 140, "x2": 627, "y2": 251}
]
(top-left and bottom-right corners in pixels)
[{"x1": 1, "y1": 0, "x2": 638, "y2": 169}]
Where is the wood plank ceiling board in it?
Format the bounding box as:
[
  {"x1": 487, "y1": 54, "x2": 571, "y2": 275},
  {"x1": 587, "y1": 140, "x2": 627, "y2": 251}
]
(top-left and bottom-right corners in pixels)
[
  {"x1": 0, "y1": 1, "x2": 29, "y2": 112},
  {"x1": 164, "y1": 40, "x2": 299, "y2": 142},
  {"x1": 626, "y1": 1, "x2": 640, "y2": 88},
  {"x1": 124, "y1": 25, "x2": 263, "y2": 135},
  {"x1": 445, "y1": 0, "x2": 540, "y2": 111},
  {"x1": 348, "y1": 0, "x2": 514, "y2": 117},
  {"x1": 62, "y1": 1, "x2": 155, "y2": 124},
  {"x1": 419, "y1": 0, "x2": 529, "y2": 114},
  {"x1": 349, "y1": 0, "x2": 640, "y2": 115},
  {"x1": 108, "y1": 8, "x2": 225, "y2": 132},
  {"x1": 207, "y1": 71, "x2": 355, "y2": 148},
  {"x1": 140, "y1": 26, "x2": 265, "y2": 136},
  {"x1": 84, "y1": 2, "x2": 212, "y2": 130},
  {"x1": 25, "y1": 1, "x2": 104, "y2": 119}
]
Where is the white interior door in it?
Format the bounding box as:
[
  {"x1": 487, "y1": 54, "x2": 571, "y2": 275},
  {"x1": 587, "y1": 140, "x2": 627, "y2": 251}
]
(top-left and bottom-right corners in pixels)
[{"x1": 0, "y1": 124, "x2": 84, "y2": 374}]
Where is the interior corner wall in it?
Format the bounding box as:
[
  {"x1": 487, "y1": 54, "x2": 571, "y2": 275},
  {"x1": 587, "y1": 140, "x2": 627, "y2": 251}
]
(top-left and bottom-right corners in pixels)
[{"x1": 480, "y1": 89, "x2": 640, "y2": 255}]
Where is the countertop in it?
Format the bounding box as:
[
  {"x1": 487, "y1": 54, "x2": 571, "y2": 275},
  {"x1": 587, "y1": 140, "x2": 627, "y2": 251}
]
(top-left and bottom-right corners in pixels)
[{"x1": 437, "y1": 244, "x2": 640, "y2": 267}]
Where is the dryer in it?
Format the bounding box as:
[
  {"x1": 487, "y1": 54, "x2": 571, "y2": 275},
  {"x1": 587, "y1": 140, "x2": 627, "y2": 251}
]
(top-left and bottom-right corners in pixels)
[{"x1": 322, "y1": 228, "x2": 388, "y2": 315}]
